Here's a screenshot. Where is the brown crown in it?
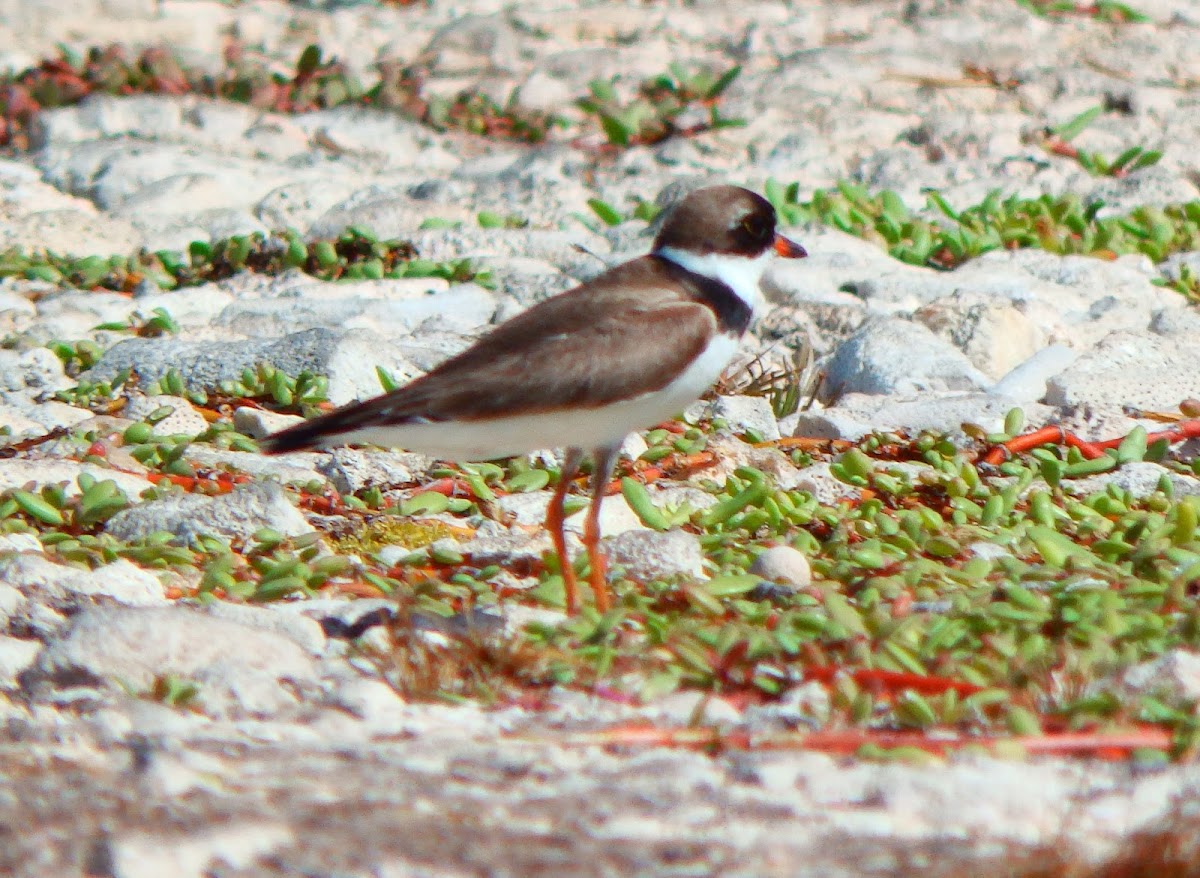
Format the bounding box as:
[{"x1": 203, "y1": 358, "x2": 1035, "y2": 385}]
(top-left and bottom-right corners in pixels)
[{"x1": 652, "y1": 185, "x2": 779, "y2": 257}]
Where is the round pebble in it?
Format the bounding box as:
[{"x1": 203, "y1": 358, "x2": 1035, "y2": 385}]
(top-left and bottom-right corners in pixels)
[{"x1": 748, "y1": 545, "x2": 812, "y2": 589}]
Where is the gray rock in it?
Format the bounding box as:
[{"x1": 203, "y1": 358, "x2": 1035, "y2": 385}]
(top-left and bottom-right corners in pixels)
[
  {"x1": 604, "y1": 529, "x2": 705, "y2": 581},
  {"x1": 88, "y1": 327, "x2": 418, "y2": 406},
  {"x1": 23, "y1": 605, "x2": 320, "y2": 718},
  {"x1": 212, "y1": 283, "x2": 496, "y2": 338},
  {"x1": 821, "y1": 318, "x2": 991, "y2": 401},
  {"x1": 105, "y1": 481, "x2": 314, "y2": 546}
]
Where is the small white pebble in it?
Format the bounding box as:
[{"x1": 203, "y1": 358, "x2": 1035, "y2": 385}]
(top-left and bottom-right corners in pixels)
[
  {"x1": 233, "y1": 406, "x2": 304, "y2": 439},
  {"x1": 749, "y1": 546, "x2": 812, "y2": 588}
]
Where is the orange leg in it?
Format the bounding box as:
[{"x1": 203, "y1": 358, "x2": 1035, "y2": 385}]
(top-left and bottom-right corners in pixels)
[
  {"x1": 546, "y1": 448, "x2": 583, "y2": 613},
  {"x1": 583, "y1": 445, "x2": 619, "y2": 613}
]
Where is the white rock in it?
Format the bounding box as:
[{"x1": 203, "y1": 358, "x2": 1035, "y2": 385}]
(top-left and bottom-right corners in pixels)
[
  {"x1": 445, "y1": 532, "x2": 552, "y2": 568},
  {"x1": 318, "y1": 448, "x2": 435, "y2": 494},
  {"x1": 1087, "y1": 166, "x2": 1200, "y2": 214},
  {"x1": 0, "y1": 404, "x2": 43, "y2": 437},
  {"x1": 914, "y1": 292, "x2": 1044, "y2": 380},
  {"x1": 743, "y1": 680, "x2": 831, "y2": 729},
  {"x1": 26, "y1": 605, "x2": 320, "y2": 718},
  {"x1": 129, "y1": 285, "x2": 236, "y2": 328},
  {"x1": 0, "y1": 346, "x2": 71, "y2": 403},
  {"x1": 201, "y1": 600, "x2": 326, "y2": 655},
  {"x1": 749, "y1": 546, "x2": 812, "y2": 588},
  {"x1": 620, "y1": 432, "x2": 650, "y2": 461},
  {"x1": 326, "y1": 676, "x2": 410, "y2": 733},
  {"x1": 989, "y1": 345, "x2": 1080, "y2": 403},
  {"x1": 792, "y1": 392, "x2": 1054, "y2": 443},
  {"x1": 111, "y1": 823, "x2": 295, "y2": 878},
  {"x1": 420, "y1": 13, "x2": 522, "y2": 75},
  {"x1": 604, "y1": 529, "x2": 705, "y2": 580},
  {"x1": 700, "y1": 395, "x2": 782, "y2": 441},
  {"x1": 0, "y1": 554, "x2": 166, "y2": 606},
  {"x1": 699, "y1": 434, "x2": 812, "y2": 491},
  {"x1": 564, "y1": 491, "x2": 648, "y2": 539},
  {"x1": 1120, "y1": 649, "x2": 1200, "y2": 701},
  {"x1": 0, "y1": 582, "x2": 26, "y2": 628},
  {"x1": 0, "y1": 635, "x2": 41, "y2": 688},
  {"x1": 0, "y1": 532, "x2": 41, "y2": 554},
  {"x1": 1064, "y1": 462, "x2": 1200, "y2": 499},
  {"x1": 123, "y1": 394, "x2": 209, "y2": 437},
  {"x1": 794, "y1": 461, "x2": 862, "y2": 506},
  {"x1": 649, "y1": 690, "x2": 743, "y2": 725},
  {"x1": 231, "y1": 407, "x2": 304, "y2": 439},
  {"x1": 186, "y1": 446, "x2": 325, "y2": 487},
  {"x1": 1046, "y1": 330, "x2": 1200, "y2": 410},
  {"x1": 0, "y1": 459, "x2": 153, "y2": 498}
]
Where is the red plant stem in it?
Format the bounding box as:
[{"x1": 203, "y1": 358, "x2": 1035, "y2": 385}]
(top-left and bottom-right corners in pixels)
[
  {"x1": 983, "y1": 420, "x2": 1200, "y2": 466},
  {"x1": 804, "y1": 666, "x2": 985, "y2": 697},
  {"x1": 421, "y1": 477, "x2": 473, "y2": 497},
  {"x1": 983, "y1": 426, "x2": 1105, "y2": 465},
  {"x1": 1090, "y1": 420, "x2": 1200, "y2": 451}
]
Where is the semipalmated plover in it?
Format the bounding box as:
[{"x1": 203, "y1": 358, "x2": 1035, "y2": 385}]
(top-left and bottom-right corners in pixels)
[{"x1": 261, "y1": 185, "x2": 806, "y2": 612}]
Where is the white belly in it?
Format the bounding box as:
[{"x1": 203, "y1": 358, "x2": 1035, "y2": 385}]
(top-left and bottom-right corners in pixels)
[{"x1": 336, "y1": 333, "x2": 741, "y2": 459}]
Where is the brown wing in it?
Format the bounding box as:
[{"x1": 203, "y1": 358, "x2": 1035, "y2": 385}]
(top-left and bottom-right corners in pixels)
[{"x1": 261, "y1": 257, "x2": 718, "y2": 453}]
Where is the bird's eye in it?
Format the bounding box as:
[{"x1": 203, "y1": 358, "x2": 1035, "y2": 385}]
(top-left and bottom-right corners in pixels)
[{"x1": 740, "y1": 215, "x2": 767, "y2": 238}]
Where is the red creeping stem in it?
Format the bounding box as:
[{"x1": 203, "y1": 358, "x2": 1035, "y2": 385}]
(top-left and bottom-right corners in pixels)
[{"x1": 982, "y1": 420, "x2": 1200, "y2": 466}]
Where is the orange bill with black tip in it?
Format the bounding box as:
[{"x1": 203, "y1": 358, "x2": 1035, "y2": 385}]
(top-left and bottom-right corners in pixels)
[{"x1": 774, "y1": 235, "x2": 807, "y2": 258}]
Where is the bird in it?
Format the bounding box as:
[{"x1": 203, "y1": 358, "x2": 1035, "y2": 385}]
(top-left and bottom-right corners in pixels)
[{"x1": 260, "y1": 185, "x2": 807, "y2": 613}]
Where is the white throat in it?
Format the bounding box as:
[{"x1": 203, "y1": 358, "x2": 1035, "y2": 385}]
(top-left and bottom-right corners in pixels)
[{"x1": 653, "y1": 246, "x2": 772, "y2": 318}]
